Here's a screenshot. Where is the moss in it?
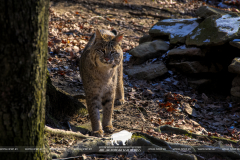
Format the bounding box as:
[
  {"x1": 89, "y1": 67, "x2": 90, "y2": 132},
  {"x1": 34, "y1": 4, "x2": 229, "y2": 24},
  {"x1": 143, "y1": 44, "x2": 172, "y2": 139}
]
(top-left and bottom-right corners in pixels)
[
  {"x1": 78, "y1": 108, "x2": 88, "y2": 116},
  {"x1": 185, "y1": 133, "x2": 193, "y2": 139},
  {"x1": 209, "y1": 136, "x2": 238, "y2": 143},
  {"x1": 131, "y1": 133, "x2": 147, "y2": 140}
]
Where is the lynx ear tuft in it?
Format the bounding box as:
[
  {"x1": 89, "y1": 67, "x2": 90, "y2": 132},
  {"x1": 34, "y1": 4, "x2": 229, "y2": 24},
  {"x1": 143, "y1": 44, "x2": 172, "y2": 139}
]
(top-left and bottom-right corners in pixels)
[
  {"x1": 114, "y1": 34, "x2": 124, "y2": 43},
  {"x1": 95, "y1": 29, "x2": 102, "y2": 40}
]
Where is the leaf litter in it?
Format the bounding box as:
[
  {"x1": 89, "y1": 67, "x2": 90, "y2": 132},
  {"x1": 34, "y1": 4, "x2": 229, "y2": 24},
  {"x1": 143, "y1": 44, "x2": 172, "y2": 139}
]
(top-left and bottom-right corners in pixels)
[{"x1": 46, "y1": 0, "x2": 240, "y2": 159}]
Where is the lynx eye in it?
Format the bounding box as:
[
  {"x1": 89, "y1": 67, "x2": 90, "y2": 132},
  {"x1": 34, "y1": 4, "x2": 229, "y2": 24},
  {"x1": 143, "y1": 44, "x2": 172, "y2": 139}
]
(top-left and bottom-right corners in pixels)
[
  {"x1": 110, "y1": 51, "x2": 115, "y2": 54},
  {"x1": 101, "y1": 49, "x2": 105, "y2": 53}
]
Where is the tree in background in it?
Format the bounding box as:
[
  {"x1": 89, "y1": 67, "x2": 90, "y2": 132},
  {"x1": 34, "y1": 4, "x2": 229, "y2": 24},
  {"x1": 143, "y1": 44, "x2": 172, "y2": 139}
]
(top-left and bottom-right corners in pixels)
[{"x1": 0, "y1": 0, "x2": 50, "y2": 159}]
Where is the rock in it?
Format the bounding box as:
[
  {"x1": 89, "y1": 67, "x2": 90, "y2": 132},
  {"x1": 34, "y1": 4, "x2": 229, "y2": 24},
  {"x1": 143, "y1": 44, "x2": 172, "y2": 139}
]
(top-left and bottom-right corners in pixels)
[
  {"x1": 229, "y1": 39, "x2": 240, "y2": 49},
  {"x1": 149, "y1": 18, "x2": 201, "y2": 44},
  {"x1": 143, "y1": 5, "x2": 240, "y2": 94},
  {"x1": 228, "y1": 57, "x2": 240, "y2": 74},
  {"x1": 195, "y1": 6, "x2": 240, "y2": 19},
  {"x1": 73, "y1": 46, "x2": 80, "y2": 53},
  {"x1": 139, "y1": 35, "x2": 152, "y2": 44},
  {"x1": 231, "y1": 76, "x2": 240, "y2": 98},
  {"x1": 232, "y1": 75, "x2": 240, "y2": 86},
  {"x1": 182, "y1": 102, "x2": 197, "y2": 117},
  {"x1": 169, "y1": 61, "x2": 223, "y2": 74},
  {"x1": 124, "y1": 62, "x2": 168, "y2": 80},
  {"x1": 231, "y1": 95, "x2": 240, "y2": 102},
  {"x1": 130, "y1": 57, "x2": 148, "y2": 65},
  {"x1": 231, "y1": 86, "x2": 240, "y2": 97},
  {"x1": 167, "y1": 48, "x2": 205, "y2": 59},
  {"x1": 188, "y1": 79, "x2": 212, "y2": 89},
  {"x1": 186, "y1": 14, "x2": 240, "y2": 46},
  {"x1": 129, "y1": 40, "x2": 169, "y2": 62}
]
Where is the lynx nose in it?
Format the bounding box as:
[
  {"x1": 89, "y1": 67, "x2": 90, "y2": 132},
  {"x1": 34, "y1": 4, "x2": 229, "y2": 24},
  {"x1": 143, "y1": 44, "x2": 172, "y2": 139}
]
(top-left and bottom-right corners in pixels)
[{"x1": 104, "y1": 58, "x2": 110, "y2": 61}]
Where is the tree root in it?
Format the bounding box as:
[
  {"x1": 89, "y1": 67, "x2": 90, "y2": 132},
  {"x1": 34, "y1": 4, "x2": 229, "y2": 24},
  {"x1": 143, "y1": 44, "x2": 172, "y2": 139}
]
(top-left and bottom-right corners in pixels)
[
  {"x1": 44, "y1": 126, "x2": 92, "y2": 139},
  {"x1": 159, "y1": 125, "x2": 239, "y2": 145},
  {"x1": 129, "y1": 11, "x2": 172, "y2": 19}
]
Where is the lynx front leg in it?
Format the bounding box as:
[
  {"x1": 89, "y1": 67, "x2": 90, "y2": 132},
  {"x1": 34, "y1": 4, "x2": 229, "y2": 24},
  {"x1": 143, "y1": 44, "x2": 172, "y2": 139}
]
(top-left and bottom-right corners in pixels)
[
  {"x1": 102, "y1": 92, "x2": 115, "y2": 133},
  {"x1": 115, "y1": 63, "x2": 125, "y2": 105},
  {"x1": 86, "y1": 96, "x2": 103, "y2": 137}
]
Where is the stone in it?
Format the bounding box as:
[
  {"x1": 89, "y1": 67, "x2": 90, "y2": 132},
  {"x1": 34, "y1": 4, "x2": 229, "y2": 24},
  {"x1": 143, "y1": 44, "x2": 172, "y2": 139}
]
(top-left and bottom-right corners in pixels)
[
  {"x1": 228, "y1": 57, "x2": 240, "y2": 74},
  {"x1": 231, "y1": 75, "x2": 240, "y2": 98},
  {"x1": 186, "y1": 14, "x2": 240, "y2": 46},
  {"x1": 231, "y1": 95, "x2": 240, "y2": 102},
  {"x1": 169, "y1": 61, "x2": 223, "y2": 74},
  {"x1": 195, "y1": 6, "x2": 240, "y2": 19},
  {"x1": 167, "y1": 48, "x2": 205, "y2": 59},
  {"x1": 229, "y1": 39, "x2": 240, "y2": 49},
  {"x1": 188, "y1": 79, "x2": 212, "y2": 89},
  {"x1": 182, "y1": 102, "x2": 197, "y2": 117},
  {"x1": 129, "y1": 40, "x2": 169, "y2": 62},
  {"x1": 139, "y1": 35, "x2": 152, "y2": 44},
  {"x1": 124, "y1": 62, "x2": 168, "y2": 80},
  {"x1": 232, "y1": 75, "x2": 240, "y2": 86},
  {"x1": 231, "y1": 86, "x2": 240, "y2": 97},
  {"x1": 149, "y1": 18, "x2": 201, "y2": 44}
]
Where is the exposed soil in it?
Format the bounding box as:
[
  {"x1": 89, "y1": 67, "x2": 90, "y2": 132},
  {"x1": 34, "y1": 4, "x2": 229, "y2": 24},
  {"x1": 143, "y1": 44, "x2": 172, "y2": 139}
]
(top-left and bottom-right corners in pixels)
[{"x1": 46, "y1": 0, "x2": 240, "y2": 159}]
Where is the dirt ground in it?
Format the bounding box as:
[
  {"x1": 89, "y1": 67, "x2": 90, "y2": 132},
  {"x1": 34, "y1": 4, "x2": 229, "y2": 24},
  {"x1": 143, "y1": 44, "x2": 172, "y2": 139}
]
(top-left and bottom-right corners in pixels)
[{"x1": 46, "y1": 0, "x2": 240, "y2": 159}]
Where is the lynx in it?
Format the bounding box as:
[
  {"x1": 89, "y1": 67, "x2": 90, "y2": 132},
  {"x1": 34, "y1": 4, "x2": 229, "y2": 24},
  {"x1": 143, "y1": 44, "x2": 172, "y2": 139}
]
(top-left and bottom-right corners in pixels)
[{"x1": 79, "y1": 29, "x2": 124, "y2": 137}]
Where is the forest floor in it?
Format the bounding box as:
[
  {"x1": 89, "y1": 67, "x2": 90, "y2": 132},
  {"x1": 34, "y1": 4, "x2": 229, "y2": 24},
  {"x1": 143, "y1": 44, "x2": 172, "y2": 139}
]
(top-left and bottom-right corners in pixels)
[{"x1": 46, "y1": 0, "x2": 240, "y2": 159}]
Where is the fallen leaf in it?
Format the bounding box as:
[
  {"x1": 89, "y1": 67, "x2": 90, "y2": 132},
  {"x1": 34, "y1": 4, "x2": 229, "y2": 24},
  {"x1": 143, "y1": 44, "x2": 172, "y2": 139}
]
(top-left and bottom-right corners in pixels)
[
  {"x1": 167, "y1": 106, "x2": 176, "y2": 112},
  {"x1": 106, "y1": 17, "x2": 112, "y2": 21},
  {"x1": 158, "y1": 118, "x2": 161, "y2": 124},
  {"x1": 150, "y1": 118, "x2": 153, "y2": 123},
  {"x1": 48, "y1": 41, "x2": 53, "y2": 47},
  {"x1": 58, "y1": 71, "x2": 66, "y2": 76},
  {"x1": 62, "y1": 40, "x2": 67, "y2": 44}
]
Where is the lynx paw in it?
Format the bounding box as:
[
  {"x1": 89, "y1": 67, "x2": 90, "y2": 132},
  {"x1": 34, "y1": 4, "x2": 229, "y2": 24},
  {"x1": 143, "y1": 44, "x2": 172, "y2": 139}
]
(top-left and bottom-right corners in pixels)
[
  {"x1": 92, "y1": 129, "x2": 104, "y2": 137},
  {"x1": 114, "y1": 99, "x2": 125, "y2": 106},
  {"x1": 103, "y1": 125, "x2": 114, "y2": 133}
]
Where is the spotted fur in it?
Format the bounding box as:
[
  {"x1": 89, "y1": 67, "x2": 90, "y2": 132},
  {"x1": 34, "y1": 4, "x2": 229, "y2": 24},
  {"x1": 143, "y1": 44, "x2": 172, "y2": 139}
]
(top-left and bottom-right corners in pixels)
[{"x1": 79, "y1": 29, "x2": 124, "y2": 137}]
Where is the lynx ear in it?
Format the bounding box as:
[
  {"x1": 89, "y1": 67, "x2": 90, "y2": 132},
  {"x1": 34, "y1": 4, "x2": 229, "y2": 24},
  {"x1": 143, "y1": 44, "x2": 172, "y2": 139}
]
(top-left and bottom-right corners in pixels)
[
  {"x1": 95, "y1": 29, "x2": 102, "y2": 41},
  {"x1": 111, "y1": 29, "x2": 117, "y2": 35},
  {"x1": 113, "y1": 34, "x2": 124, "y2": 43}
]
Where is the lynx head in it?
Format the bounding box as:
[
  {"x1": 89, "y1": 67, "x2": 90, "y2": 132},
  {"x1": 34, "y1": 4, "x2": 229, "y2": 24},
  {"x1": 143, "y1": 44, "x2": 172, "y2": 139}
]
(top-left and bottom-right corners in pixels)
[{"x1": 90, "y1": 29, "x2": 124, "y2": 68}]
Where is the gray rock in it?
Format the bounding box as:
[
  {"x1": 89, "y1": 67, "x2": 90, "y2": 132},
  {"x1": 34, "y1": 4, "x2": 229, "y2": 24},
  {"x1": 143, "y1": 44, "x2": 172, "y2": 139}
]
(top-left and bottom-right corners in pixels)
[
  {"x1": 168, "y1": 48, "x2": 205, "y2": 59},
  {"x1": 229, "y1": 40, "x2": 240, "y2": 49},
  {"x1": 129, "y1": 40, "x2": 169, "y2": 62},
  {"x1": 231, "y1": 75, "x2": 240, "y2": 98},
  {"x1": 228, "y1": 57, "x2": 240, "y2": 74},
  {"x1": 139, "y1": 35, "x2": 152, "y2": 44},
  {"x1": 186, "y1": 14, "x2": 240, "y2": 46},
  {"x1": 169, "y1": 61, "x2": 223, "y2": 74},
  {"x1": 149, "y1": 18, "x2": 201, "y2": 44},
  {"x1": 231, "y1": 86, "x2": 240, "y2": 98},
  {"x1": 124, "y1": 62, "x2": 168, "y2": 80},
  {"x1": 188, "y1": 79, "x2": 212, "y2": 89},
  {"x1": 182, "y1": 102, "x2": 197, "y2": 117},
  {"x1": 232, "y1": 75, "x2": 240, "y2": 86},
  {"x1": 195, "y1": 6, "x2": 240, "y2": 19},
  {"x1": 231, "y1": 95, "x2": 240, "y2": 102}
]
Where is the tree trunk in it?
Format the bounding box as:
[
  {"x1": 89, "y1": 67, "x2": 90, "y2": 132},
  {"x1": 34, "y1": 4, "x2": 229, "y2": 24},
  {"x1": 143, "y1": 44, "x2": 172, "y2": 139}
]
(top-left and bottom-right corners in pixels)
[{"x1": 0, "y1": 0, "x2": 49, "y2": 160}]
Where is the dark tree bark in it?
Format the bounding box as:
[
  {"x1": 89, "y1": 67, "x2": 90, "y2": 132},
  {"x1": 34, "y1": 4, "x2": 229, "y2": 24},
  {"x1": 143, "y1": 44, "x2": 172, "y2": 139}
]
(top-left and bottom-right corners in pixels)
[{"x1": 0, "y1": 0, "x2": 49, "y2": 160}]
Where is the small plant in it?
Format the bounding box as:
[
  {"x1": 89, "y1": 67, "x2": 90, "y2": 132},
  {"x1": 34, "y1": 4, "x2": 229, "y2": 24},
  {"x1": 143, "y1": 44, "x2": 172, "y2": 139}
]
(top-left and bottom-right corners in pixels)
[
  {"x1": 185, "y1": 133, "x2": 193, "y2": 139},
  {"x1": 78, "y1": 108, "x2": 88, "y2": 116}
]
